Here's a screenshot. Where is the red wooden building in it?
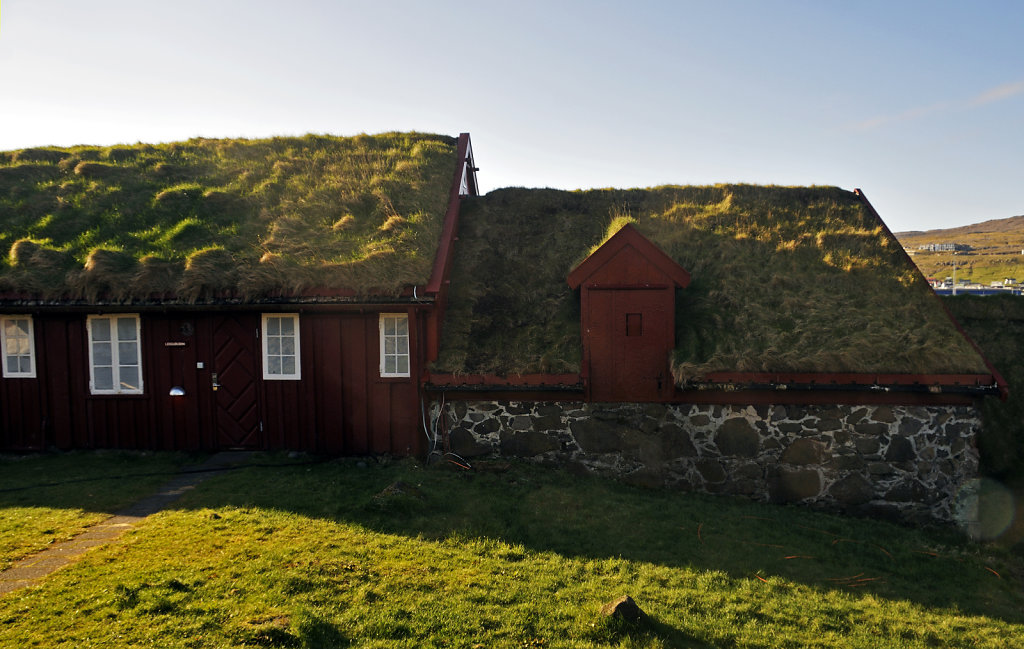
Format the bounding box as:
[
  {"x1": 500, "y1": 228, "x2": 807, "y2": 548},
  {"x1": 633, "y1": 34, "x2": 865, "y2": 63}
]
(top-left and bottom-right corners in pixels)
[
  {"x1": 0, "y1": 135, "x2": 1005, "y2": 462},
  {"x1": 0, "y1": 133, "x2": 479, "y2": 454}
]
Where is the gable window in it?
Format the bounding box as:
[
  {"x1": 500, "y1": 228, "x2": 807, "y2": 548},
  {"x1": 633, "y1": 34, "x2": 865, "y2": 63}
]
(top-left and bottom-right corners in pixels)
[
  {"x1": 379, "y1": 314, "x2": 410, "y2": 378},
  {"x1": 87, "y1": 315, "x2": 142, "y2": 394},
  {"x1": 262, "y1": 314, "x2": 301, "y2": 380},
  {"x1": 1, "y1": 316, "x2": 36, "y2": 378}
]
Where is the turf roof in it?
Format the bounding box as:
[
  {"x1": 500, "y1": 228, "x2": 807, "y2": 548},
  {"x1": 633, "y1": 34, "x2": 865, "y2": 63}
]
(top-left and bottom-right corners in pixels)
[
  {"x1": 433, "y1": 185, "x2": 991, "y2": 383},
  {"x1": 0, "y1": 132, "x2": 458, "y2": 302}
]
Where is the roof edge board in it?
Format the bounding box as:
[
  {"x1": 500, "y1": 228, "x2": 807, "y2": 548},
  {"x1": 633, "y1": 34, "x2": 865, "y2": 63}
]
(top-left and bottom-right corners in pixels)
[
  {"x1": 855, "y1": 188, "x2": 1009, "y2": 400},
  {"x1": 424, "y1": 132, "x2": 475, "y2": 296}
]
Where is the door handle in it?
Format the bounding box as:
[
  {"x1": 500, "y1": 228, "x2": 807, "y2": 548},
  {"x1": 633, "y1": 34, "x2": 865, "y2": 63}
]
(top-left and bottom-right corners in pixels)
[{"x1": 212, "y1": 372, "x2": 220, "y2": 391}]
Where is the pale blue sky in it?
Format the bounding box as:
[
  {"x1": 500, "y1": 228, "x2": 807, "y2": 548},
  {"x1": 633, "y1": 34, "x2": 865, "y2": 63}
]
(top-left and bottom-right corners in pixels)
[{"x1": 1, "y1": 1, "x2": 1021, "y2": 231}]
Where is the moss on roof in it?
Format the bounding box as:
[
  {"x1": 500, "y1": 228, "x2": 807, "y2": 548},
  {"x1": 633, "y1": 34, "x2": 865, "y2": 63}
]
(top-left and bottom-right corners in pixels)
[
  {"x1": 433, "y1": 185, "x2": 990, "y2": 382},
  {"x1": 0, "y1": 132, "x2": 457, "y2": 302}
]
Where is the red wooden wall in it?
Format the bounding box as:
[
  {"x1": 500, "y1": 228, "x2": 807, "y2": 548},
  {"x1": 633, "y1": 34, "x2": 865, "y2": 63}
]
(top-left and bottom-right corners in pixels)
[{"x1": 0, "y1": 307, "x2": 426, "y2": 455}]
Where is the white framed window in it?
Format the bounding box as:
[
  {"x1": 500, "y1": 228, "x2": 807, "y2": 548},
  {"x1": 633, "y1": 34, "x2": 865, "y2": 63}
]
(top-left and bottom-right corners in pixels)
[
  {"x1": 1, "y1": 316, "x2": 36, "y2": 378},
  {"x1": 87, "y1": 314, "x2": 142, "y2": 395},
  {"x1": 379, "y1": 313, "x2": 410, "y2": 378},
  {"x1": 262, "y1": 314, "x2": 301, "y2": 380}
]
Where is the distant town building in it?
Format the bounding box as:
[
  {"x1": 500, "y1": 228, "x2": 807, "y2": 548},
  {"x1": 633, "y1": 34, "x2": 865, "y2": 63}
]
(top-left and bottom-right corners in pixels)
[{"x1": 917, "y1": 242, "x2": 971, "y2": 252}]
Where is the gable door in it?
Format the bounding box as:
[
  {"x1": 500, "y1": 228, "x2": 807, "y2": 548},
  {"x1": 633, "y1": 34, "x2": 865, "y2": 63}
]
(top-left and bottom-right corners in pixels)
[
  {"x1": 587, "y1": 288, "x2": 672, "y2": 402},
  {"x1": 210, "y1": 314, "x2": 262, "y2": 449}
]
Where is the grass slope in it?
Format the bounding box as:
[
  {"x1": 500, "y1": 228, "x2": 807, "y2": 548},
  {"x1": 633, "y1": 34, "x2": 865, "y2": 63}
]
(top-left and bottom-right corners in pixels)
[
  {"x1": 436, "y1": 185, "x2": 988, "y2": 382},
  {"x1": 0, "y1": 456, "x2": 1021, "y2": 648},
  {"x1": 896, "y1": 215, "x2": 1024, "y2": 285},
  {"x1": 0, "y1": 133, "x2": 457, "y2": 302}
]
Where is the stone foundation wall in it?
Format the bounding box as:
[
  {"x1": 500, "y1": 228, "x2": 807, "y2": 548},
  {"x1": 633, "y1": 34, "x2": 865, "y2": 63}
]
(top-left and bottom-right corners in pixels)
[{"x1": 437, "y1": 400, "x2": 981, "y2": 525}]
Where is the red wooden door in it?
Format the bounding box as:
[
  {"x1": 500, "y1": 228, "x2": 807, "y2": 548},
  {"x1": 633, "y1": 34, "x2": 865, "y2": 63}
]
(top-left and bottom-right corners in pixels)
[
  {"x1": 211, "y1": 315, "x2": 262, "y2": 449},
  {"x1": 588, "y1": 288, "x2": 671, "y2": 401}
]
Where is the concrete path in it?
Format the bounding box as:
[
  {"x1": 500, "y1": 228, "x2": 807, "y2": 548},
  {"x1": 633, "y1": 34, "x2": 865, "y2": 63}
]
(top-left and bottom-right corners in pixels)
[{"x1": 0, "y1": 451, "x2": 251, "y2": 596}]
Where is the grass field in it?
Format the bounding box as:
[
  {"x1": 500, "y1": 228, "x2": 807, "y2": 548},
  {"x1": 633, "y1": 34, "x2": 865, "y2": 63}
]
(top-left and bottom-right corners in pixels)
[
  {"x1": 1, "y1": 455, "x2": 1021, "y2": 648},
  {"x1": 0, "y1": 451, "x2": 187, "y2": 571}
]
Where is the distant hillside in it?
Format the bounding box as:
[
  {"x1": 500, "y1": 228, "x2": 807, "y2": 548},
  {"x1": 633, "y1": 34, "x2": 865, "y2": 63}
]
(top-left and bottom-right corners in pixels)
[{"x1": 896, "y1": 214, "x2": 1024, "y2": 284}]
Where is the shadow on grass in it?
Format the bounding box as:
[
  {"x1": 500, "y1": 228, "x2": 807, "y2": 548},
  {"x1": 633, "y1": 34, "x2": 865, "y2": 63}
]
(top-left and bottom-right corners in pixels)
[
  {"x1": 0, "y1": 451, "x2": 196, "y2": 514},
  {"x1": 155, "y1": 456, "x2": 1024, "y2": 626},
  {"x1": 599, "y1": 612, "x2": 712, "y2": 648},
  {"x1": 4, "y1": 452, "x2": 1022, "y2": 627}
]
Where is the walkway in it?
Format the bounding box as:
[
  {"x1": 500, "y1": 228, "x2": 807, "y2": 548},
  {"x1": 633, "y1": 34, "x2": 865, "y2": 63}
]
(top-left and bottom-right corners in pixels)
[{"x1": 0, "y1": 451, "x2": 251, "y2": 596}]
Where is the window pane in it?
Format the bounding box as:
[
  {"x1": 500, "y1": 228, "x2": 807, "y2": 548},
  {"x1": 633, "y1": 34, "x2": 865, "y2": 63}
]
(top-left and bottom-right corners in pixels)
[
  {"x1": 283, "y1": 357, "x2": 295, "y2": 375},
  {"x1": 6, "y1": 357, "x2": 17, "y2": 374},
  {"x1": 13, "y1": 337, "x2": 29, "y2": 355},
  {"x1": 267, "y1": 317, "x2": 280, "y2": 336},
  {"x1": 268, "y1": 356, "x2": 282, "y2": 375},
  {"x1": 395, "y1": 317, "x2": 408, "y2": 335},
  {"x1": 91, "y1": 319, "x2": 111, "y2": 341},
  {"x1": 267, "y1": 338, "x2": 281, "y2": 355},
  {"x1": 18, "y1": 356, "x2": 31, "y2": 374},
  {"x1": 119, "y1": 366, "x2": 140, "y2": 391},
  {"x1": 396, "y1": 356, "x2": 409, "y2": 374},
  {"x1": 385, "y1": 357, "x2": 396, "y2": 374},
  {"x1": 6, "y1": 319, "x2": 27, "y2": 337},
  {"x1": 384, "y1": 337, "x2": 396, "y2": 354},
  {"x1": 280, "y1": 317, "x2": 294, "y2": 335},
  {"x1": 93, "y1": 342, "x2": 112, "y2": 366},
  {"x1": 94, "y1": 367, "x2": 113, "y2": 390},
  {"x1": 116, "y1": 317, "x2": 137, "y2": 341},
  {"x1": 383, "y1": 317, "x2": 396, "y2": 335},
  {"x1": 118, "y1": 342, "x2": 138, "y2": 365},
  {"x1": 281, "y1": 337, "x2": 294, "y2": 356}
]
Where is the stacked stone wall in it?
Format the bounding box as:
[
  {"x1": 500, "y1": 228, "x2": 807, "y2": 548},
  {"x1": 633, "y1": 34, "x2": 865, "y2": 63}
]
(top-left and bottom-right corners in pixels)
[{"x1": 437, "y1": 400, "x2": 981, "y2": 525}]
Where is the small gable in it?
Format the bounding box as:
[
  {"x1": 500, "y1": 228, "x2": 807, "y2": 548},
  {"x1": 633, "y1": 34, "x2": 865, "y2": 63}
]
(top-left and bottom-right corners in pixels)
[
  {"x1": 568, "y1": 224, "x2": 691, "y2": 402},
  {"x1": 568, "y1": 224, "x2": 691, "y2": 289}
]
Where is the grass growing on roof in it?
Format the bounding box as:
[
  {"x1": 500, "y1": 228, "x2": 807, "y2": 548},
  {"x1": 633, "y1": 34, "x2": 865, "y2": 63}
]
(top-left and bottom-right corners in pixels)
[
  {"x1": 434, "y1": 185, "x2": 989, "y2": 381},
  {"x1": 944, "y1": 295, "x2": 1024, "y2": 479},
  {"x1": 0, "y1": 132, "x2": 457, "y2": 301}
]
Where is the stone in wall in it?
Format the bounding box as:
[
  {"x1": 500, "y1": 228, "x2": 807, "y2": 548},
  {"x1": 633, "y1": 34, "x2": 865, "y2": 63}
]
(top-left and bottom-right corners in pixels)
[{"x1": 436, "y1": 400, "x2": 982, "y2": 526}]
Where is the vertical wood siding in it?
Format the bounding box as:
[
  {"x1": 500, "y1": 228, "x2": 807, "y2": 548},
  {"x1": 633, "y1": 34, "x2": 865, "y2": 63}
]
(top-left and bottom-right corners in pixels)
[{"x1": 1, "y1": 308, "x2": 427, "y2": 455}]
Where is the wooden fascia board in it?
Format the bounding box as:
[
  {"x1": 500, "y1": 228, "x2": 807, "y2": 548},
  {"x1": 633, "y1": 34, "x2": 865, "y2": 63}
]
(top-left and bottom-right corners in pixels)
[
  {"x1": 425, "y1": 133, "x2": 475, "y2": 296},
  {"x1": 427, "y1": 372, "x2": 582, "y2": 388},
  {"x1": 567, "y1": 224, "x2": 691, "y2": 289},
  {"x1": 855, "y1": 188, "x2": 1009, "y2": 399},
  {"x1": 671, "y1": 389, "x2": 981, "y2": 407},
  {"x1": 697, "y1": 370, "x2": 1000, "y2": 387}
]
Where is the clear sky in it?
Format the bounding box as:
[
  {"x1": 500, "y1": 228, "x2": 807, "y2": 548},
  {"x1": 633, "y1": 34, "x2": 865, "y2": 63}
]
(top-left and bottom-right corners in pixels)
[{"x1": 1, "y1": 0, "x2": 1021, "y2": 231}]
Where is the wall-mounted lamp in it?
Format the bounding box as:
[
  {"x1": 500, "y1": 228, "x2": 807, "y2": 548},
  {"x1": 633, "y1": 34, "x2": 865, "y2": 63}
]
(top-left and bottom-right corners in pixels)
[{"x1": 169, "y1": 386, "x2": 186, "y2": 397}]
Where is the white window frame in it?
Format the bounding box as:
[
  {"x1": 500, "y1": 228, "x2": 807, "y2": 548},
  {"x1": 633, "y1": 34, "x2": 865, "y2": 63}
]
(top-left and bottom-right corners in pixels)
[
  {"x1": 87, "y1": 314, "x2": 143, "y2": 395},
  {"x1": 379, "y1": 313, "x2": 411, "y2": 378},
  {"x1": 262, "y1": 313, "x2": 301, "y2": 380},
  {"x1": 1, "y1": 315, "x2": 37, "y2": 378}
]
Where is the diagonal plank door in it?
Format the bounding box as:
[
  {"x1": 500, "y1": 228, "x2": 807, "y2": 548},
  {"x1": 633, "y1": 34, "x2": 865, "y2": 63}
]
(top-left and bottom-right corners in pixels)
[{"x1": 211, "y1": 315, "x2": 261, "y2": 449}]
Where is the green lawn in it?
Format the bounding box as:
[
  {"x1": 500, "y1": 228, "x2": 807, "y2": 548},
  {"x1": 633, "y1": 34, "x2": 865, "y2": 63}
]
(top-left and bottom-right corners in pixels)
[
  {"x1": 0, "y1": 451, "x2": 188, "y2": 571},
  {"x1": 1, "y1": 455, "x2": 1021, "y2": 648}
]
